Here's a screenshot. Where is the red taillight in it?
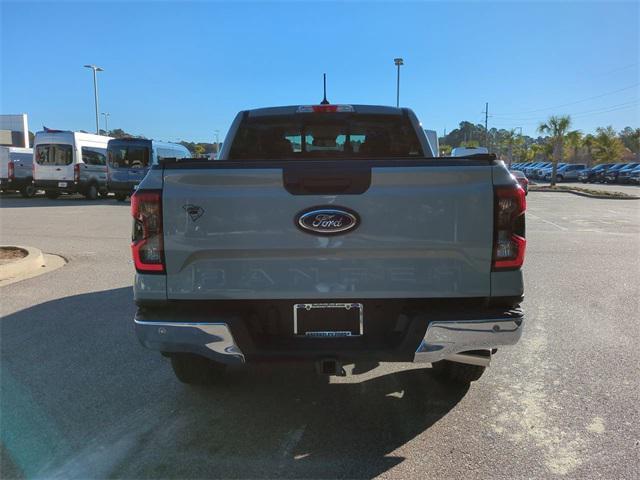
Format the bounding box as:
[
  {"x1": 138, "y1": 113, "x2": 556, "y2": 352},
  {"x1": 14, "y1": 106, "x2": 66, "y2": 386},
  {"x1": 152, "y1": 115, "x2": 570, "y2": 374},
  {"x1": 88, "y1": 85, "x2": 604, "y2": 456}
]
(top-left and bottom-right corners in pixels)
[
  {"x1": 492, "y1": 185, "x2": 526, "y2": 271},
  {"x1": 297, "y1": 105, "x2": 355, "y2": 113},
  {"x1": 312, "y1": 105, "x2": 338, "y2": 113},
  {"x1": 74, "y1": 164, "x2": 80, "y2": 183},
  {"x1": 8, "y1": 162, "x2": 14, "y2": 180},
  {"x1": 131, "y1": 190, "x2": 164, "y2": 273}
]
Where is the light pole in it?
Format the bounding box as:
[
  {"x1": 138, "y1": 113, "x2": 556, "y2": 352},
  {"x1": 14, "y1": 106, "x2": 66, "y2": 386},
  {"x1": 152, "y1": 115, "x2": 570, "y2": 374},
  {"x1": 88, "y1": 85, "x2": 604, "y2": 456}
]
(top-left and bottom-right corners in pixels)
[
  {"x1": 101, "y1": 112, "x2": 110, "y2": 134},
  {"x1": 394, "y1": 58, "x2": 404, "y2": 107},
  {"x1": 84, "y1": 64, "x2": 104, "y2": 134}
]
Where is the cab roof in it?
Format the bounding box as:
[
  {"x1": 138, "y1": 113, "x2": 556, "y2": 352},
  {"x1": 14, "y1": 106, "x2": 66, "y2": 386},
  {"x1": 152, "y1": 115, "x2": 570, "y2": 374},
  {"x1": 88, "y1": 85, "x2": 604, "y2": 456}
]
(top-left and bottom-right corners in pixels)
[{"x1": 246, "y1": 104, "x2": 407, "y2": 117}]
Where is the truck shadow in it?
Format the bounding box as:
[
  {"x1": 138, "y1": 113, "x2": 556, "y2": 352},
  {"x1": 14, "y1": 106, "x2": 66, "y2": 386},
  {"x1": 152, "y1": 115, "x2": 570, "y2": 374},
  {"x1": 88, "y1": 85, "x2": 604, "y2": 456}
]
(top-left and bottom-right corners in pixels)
[
  {"x1": 0, "y1": 287, "x2": 468, "y2": 479},
  {"x1": 0, "y1": 193, "x2": 127, "y2": 208}
]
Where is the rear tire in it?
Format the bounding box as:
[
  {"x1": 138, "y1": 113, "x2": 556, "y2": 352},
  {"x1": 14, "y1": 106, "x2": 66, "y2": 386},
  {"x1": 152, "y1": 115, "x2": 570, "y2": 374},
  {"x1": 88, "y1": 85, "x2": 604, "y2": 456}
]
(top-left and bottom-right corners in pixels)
[
  {"x1": 170, "y1": 354, "x2": 226, "y2": 385},
  {"x1": 114, "y1": 193, "x2": 127, "y2": 202},
  {"x1": 45, "y1": 190, "x2": 60, "y2": 199},
  {"x1": 431, "y1": 360, "x2": 486, "y2": 384},
  {"x1": 20, "y1": 184, "x2": 36, "y2": 198},
  {"x1": 85, "y1": 184, "x2": 98, "y2": 200}
]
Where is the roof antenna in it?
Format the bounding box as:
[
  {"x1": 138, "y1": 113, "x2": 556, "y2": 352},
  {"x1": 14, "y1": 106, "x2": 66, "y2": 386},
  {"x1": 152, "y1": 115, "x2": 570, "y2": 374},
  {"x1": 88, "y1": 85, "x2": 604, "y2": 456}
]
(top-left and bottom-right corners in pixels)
[{"x1": 320, "y1": 73, "x2": 330, "y2": 104}]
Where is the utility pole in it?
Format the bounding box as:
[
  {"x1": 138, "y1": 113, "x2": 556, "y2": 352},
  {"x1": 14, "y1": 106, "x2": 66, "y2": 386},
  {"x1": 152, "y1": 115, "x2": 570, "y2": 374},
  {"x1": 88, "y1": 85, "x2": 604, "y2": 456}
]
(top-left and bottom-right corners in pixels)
[
  {"x1": 101, "y1": 113, "x2": 110, "y2": 134},
  {"x1": 483, "y1": 102, "x2": 489, "y2": 149}
]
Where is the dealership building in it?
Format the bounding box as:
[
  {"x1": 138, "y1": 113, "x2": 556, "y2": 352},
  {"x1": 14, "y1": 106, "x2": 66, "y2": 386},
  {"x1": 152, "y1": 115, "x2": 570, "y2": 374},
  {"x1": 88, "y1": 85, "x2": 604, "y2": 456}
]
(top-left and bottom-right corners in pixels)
[{"x1": 0, "y1": 114, "x2": 30, "y2": 148}]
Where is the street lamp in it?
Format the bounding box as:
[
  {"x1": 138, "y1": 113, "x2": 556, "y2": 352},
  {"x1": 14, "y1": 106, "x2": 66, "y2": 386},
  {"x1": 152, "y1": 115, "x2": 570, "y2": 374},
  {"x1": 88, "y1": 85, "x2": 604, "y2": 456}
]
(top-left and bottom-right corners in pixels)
[
  {"x1": 101, "y1": 113, "x2": 110, "y2": 134},
  {"x1": 84, "y1": 64, "x2": 104, "y2": 134},
  {"x1": 394, "y1": 58, "x2": 404, "y2": 108}
]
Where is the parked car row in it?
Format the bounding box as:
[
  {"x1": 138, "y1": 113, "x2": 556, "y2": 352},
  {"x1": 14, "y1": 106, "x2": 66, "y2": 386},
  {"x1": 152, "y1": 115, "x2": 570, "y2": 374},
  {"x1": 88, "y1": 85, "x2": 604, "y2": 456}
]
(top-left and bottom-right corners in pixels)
[
  {"x1": 511, "y1": 161, "x2": 640, "y2": 185},
  {"x1": 0, "y1": 130, "x2": 192, "y2": 200},
  {"x1": 576, "y1": 162, "x2": 640, "y2": 184},
  {"x1": 510, "y1": 162, "x2": 587, "y2": 182}
]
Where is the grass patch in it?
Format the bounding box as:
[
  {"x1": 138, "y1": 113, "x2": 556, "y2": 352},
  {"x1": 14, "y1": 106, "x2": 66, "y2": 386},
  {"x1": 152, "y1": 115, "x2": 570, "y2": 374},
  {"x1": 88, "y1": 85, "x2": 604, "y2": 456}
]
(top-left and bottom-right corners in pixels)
[{"x1": 529, "y1": 185, "x2": 639, "y2": 199}]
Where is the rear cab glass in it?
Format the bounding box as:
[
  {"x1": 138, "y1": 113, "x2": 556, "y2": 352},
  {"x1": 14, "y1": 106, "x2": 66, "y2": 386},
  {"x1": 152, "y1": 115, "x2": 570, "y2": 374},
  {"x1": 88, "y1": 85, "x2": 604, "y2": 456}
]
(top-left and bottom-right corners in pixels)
[
  {"x1": 228, "y1": 112, "x2": 424, "y2": 160},
  {"x1": 35, "y1": 144, "x2": 73, "y2": 166},
  {"x1": 108, "y1": 140, "x2": 151, "y2": 169}
]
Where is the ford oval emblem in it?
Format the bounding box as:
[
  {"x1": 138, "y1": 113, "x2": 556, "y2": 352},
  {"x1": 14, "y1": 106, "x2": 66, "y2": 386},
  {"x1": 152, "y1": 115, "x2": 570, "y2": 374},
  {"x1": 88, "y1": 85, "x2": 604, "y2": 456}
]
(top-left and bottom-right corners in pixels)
[{"x1": 296, "y1": 207, "x2": 360, "y2": 235}]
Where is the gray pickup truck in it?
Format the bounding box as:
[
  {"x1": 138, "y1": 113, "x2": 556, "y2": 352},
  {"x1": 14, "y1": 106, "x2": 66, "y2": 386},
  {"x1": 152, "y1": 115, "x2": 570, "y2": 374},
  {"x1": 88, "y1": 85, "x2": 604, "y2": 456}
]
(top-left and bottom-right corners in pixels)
[{"x1": 132, "y1": 104, "x2": 526, "y2": 385}]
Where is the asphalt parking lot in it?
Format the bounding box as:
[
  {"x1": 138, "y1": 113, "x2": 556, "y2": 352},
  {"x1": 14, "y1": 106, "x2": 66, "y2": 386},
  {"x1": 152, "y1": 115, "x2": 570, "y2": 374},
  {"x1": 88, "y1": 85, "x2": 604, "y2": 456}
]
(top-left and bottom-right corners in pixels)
[{"x1": 1, "y1": 192, "x2": 639, "y2": 479}]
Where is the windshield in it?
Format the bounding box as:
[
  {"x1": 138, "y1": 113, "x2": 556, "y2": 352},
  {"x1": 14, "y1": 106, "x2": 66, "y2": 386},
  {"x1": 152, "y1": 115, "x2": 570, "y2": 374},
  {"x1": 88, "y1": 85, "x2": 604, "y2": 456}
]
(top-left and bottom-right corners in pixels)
[
  {"x1": 35, "y1": 144, "x2": 73, "y2": 166},
  {"x1": 108, "y1": 142, "x2": 150, "y2": 168},
  {"x1": 229, "y1": 113, "x2": 424, "y2": 160}
]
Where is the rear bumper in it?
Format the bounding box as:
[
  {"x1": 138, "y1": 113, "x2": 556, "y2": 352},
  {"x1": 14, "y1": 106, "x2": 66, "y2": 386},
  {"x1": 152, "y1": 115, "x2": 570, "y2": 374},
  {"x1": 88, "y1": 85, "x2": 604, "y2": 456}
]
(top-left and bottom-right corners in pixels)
[
  {"x1": 107, "y1": 181, "x2": 134, "y2": 194},
  {"x1": 134, "y1": 303, "x2": 524, "y2": 366},
  {"x1": 34, "y1": 179, "x2": 80, "y2": 193},
  {"x1": 0, "y1": 177, "x2": 30, "y2": 189}
]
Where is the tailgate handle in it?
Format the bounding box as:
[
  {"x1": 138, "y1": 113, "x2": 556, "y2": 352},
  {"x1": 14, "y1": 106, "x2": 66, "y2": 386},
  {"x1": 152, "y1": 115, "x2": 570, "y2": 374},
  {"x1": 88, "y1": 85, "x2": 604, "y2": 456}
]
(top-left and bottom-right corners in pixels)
[{"x1": 283, "y1": 166, "x2": 371, "y2": 195}]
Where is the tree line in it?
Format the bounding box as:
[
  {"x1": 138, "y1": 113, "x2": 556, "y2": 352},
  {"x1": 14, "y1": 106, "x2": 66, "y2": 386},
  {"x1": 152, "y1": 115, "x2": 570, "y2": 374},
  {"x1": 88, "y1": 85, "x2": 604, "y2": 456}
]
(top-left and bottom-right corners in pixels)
[{"x1": 439, "y1": 120, "x2": 639, "y2": 171}]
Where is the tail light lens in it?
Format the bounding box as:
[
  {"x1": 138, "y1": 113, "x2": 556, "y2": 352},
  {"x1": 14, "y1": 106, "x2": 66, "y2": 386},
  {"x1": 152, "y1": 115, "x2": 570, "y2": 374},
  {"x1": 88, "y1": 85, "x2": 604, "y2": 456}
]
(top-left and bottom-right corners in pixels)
[
  {"x1": 131, "y1": 190, "x2": 164, "y2": 273},
  {"x1": 74, "y1": 164, "x2": 80, "y2": 183},
  {"x1": 492, "y1": 185, "x2": 526, "y2": 270},
  {"x1": 8, "y1": 162, "x2": 14, "y2": 180}
]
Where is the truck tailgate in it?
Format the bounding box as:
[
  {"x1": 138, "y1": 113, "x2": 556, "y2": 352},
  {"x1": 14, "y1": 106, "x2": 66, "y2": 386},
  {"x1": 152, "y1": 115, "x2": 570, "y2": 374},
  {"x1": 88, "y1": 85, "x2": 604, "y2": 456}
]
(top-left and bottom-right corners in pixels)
[{"x1": 162, "y1": 163, "x2": 494, "y2": 299}]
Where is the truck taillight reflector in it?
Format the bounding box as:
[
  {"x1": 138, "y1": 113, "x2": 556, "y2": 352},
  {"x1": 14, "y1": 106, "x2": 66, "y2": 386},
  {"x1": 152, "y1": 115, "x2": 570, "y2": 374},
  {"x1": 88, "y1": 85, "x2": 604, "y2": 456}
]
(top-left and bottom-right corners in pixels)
[
  {"x1": 492, "y1": 185, "x2": 526, "y2": 270},
  {"x1": 8, "y1": 162, "x2": 14, "y2": 180},
  {"x1": 74, "y1": 164, "x2": 80, "y2": 183},
  {"x1": 131, "y1": 190, "x2": 164, "y2": 273}
]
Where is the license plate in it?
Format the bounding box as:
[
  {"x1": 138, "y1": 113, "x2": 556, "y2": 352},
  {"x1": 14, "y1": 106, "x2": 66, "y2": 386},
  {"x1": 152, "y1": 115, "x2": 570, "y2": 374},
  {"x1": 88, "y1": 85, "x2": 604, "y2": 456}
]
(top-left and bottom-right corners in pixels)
[
  {"x1": 58, "y1": 182, "x2": 67, "y2": 187},
  {"x1": 293, "y1": 303, "x2": 363, "y2": 337}
]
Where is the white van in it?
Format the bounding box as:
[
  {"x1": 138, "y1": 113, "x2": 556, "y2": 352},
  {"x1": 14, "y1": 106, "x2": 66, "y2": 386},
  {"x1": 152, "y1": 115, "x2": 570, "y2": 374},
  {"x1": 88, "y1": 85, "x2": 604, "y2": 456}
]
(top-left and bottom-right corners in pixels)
[
  {"x1": 0, "y1": 147, "x2": 35, "y2": 197},
  {"x1": 33, "y1": 130, "x2": 113, "y2": 199},
  {"x1": 451, "y1": 146, "x2": 489, "y2": 157}
]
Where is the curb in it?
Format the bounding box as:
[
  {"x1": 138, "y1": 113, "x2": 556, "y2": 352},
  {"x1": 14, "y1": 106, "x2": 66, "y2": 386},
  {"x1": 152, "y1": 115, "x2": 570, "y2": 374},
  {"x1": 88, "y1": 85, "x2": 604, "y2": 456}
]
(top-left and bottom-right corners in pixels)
[
  {"x1": 0, "y1": 246, "x2": 46, "y2": 282},
  {"x1": 529, "y1": 188, "x2": 640, "y2": 200}
]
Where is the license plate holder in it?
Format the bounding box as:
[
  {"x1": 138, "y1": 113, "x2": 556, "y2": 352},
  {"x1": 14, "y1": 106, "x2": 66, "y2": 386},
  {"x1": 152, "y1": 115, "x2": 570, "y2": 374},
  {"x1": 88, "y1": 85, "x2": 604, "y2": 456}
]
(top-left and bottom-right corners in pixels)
[{"x1": 293, "y1": 303, "x2": 363, "y2": 337}]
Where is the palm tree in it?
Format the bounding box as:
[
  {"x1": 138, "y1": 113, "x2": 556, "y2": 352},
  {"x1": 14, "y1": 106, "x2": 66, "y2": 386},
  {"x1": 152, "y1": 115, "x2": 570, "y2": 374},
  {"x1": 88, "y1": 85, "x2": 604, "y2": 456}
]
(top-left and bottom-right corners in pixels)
[
  {"x1": 565, "y1": 130, "x2": 582, "y2": 163},
  {"x1": 537, "y1": 115, "x2": 572, "y2": 187},
  {"x1": 501, "y1": 129, "x2": 518, "y2": 168},
  {"x1": 582, "y1": 134, "x2": 596, "y2": 167},
  {"x1": 526, "y1": 143, "x2": 545, "y2": 163},
  {"x1": 592, "y1": 126, "x2": 625, "y2": 164}
]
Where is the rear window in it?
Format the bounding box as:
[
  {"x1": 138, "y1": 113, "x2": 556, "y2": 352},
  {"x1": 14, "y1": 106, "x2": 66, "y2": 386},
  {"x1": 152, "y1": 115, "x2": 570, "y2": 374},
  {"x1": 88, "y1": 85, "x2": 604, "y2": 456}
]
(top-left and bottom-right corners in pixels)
[
  {"x1": 108, "y1": 143, "x2": 150, "y2": 168},
  {"x1": 228, "y1": 113, "x2": 424, "y2": 160},
  {"x1": 35, "y1": 144, "x2": 73, "y2": 166},
  {"x1": 82, "y1": 147, "x2": 107, "y2": 166}
]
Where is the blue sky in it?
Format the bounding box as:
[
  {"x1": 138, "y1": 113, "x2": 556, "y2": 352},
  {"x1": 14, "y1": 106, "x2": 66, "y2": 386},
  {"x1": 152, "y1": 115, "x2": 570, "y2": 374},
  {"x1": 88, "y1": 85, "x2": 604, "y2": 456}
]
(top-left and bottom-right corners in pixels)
[{"x1": 1, "y1": 1, "x2": 638, "y2": 143}]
